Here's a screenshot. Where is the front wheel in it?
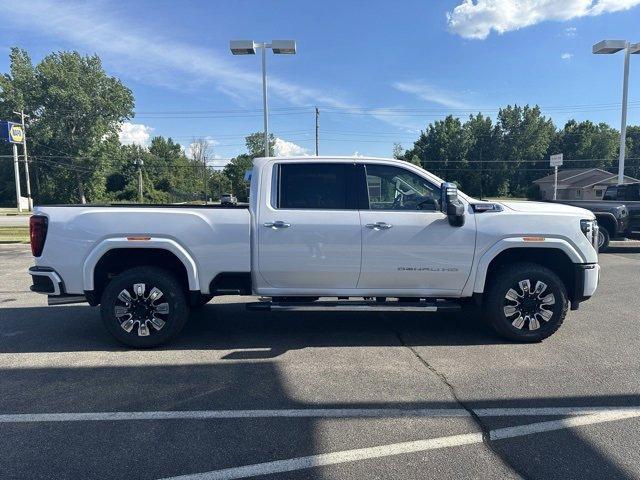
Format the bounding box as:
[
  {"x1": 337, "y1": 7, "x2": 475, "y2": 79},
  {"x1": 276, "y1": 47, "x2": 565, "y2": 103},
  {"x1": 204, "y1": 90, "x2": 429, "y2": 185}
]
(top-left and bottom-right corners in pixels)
[
  {"x1": 483, "y1": 262, "x2": 568, "y2": 342},
  {"x1": 100, "y1": 266, "x2": 189, "y2": 348}
]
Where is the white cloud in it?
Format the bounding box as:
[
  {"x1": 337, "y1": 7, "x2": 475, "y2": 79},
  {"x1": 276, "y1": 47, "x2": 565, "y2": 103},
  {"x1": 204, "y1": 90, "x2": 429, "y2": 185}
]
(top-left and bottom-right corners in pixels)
[
  {"x1": 561, "y1": 52, "x2": 574, "y2": 60},
  {"x1": 118, "y1": 122, "x2": 153, "y2": 146},
  {"x1": 393, "y1": 81, "x2": 471, "y2": 109},
  {"x1": 565, "y1": 26, "x2": 578, "y2": 36},
  {"x1": 447, "y1": 0, "x2": 640, "y2": 40},
  {"x1": 12, "y1": 1, "x2": 356, "y2": 112},
  {"x1": 273, "y1": 138, "x2": 308, "y2": 157}
]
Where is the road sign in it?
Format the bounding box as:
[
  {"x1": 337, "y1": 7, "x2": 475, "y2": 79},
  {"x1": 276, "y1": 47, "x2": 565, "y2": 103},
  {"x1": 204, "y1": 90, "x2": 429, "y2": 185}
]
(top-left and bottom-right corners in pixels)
[
  {"x1": 550, "y1": 153, "x2": 563, "y2": 167},
  {"x1": 0, "y1": 121, "x2": 24, "y2": 143}
]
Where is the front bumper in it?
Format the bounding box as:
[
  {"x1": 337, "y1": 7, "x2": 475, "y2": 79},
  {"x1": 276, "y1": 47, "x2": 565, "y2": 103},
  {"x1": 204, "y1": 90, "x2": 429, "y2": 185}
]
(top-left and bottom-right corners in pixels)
[
  {"x1": 570, "y1": 263, "x2": 600, "y2": 309},
  {"x1": 28, "y1": 266, "x2": 64, "y2": 296}
]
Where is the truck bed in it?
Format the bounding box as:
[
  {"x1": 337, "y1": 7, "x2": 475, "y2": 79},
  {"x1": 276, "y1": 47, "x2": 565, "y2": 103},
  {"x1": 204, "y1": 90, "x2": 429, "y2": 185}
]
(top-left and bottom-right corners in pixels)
[{"x1": 32, "y1": 204, "x2": 252, "y2": 295}]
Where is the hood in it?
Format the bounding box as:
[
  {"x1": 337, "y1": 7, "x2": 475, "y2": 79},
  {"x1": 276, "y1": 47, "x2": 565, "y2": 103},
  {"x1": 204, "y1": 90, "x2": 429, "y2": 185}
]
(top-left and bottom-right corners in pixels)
[{"x1": 497, "y1": 200, "x2": 594, "y2": 217}]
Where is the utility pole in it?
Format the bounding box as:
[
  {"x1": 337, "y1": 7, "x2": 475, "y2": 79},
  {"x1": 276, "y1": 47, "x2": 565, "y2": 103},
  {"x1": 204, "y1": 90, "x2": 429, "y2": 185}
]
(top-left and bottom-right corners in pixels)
[
  {"x1": 136, "y1": 158, "x2": 144, "y2": 203},
  {"x1": 315, "y1": 107, "x2": 319, "y2": 156},
  {"x1": 12, "y1": 142, "x2": 22, "y2": 213},
  {"x1": 13, "y1": 110, "x2": 32, "y2": 210},
  {"x1": 479, "y1": 147, "x2": 483, "y2": 199},
  {"x1": 203, "y1": 155, "x2": 208, "y2": 205}
]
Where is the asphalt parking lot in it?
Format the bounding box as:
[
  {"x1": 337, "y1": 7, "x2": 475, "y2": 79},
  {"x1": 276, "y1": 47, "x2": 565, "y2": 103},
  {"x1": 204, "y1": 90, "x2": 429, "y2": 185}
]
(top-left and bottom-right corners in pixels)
[{"x1": 1, "y1": 244, "x2": 639, "y2": 480}]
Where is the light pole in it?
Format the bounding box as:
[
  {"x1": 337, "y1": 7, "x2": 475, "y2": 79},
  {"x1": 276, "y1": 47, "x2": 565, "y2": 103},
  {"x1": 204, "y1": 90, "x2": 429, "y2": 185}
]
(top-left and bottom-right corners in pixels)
[
  {"x1": 593, "y1": 39, "x2": 640, "y2": 185},
  {"x1": 230, "y1": 40, "x2": 297, "y2": 157}
]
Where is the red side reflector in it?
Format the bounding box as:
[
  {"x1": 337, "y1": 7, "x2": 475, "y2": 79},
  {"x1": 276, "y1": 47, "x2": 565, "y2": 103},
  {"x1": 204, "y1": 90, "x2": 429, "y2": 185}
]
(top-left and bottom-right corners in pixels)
[{"x1": 30, "y1": 215, "x2": 48, "y2": 257}]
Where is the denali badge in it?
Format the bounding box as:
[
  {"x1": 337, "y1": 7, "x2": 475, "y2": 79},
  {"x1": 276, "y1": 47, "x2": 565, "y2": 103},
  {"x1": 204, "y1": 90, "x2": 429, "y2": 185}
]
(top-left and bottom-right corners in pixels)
[{"x1": 398, "y1": 267, "x2": 459, "y2": 272}]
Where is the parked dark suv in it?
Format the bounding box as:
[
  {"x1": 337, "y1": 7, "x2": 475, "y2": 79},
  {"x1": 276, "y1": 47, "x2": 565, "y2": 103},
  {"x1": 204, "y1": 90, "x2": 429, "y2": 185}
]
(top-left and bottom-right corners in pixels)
[
  {"x1": 603, "y1": 183, "x2": 640, "y2": 234},
  {"x1": 553, "y1": 182, "x2": 640, "y2": 250}
]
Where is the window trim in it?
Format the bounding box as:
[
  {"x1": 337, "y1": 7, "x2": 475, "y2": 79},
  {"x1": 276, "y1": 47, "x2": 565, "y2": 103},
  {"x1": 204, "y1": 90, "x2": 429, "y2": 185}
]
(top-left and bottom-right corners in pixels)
[
  {"x1": 271, "y1": 162, "x2": 359, "y2": 211},
  {"x1": 358, "y1": 163, "x2": 443, "y2": 213}
]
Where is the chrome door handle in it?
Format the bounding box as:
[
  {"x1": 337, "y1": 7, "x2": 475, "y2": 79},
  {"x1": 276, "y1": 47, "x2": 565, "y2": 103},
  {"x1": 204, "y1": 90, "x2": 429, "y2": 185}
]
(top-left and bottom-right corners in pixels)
[
  {"x1": 264, "y1": 221, "x2": 291, "y2": 229},
  {"x1": 365, "y1": 222, "x2": 392, "y2": 230}
]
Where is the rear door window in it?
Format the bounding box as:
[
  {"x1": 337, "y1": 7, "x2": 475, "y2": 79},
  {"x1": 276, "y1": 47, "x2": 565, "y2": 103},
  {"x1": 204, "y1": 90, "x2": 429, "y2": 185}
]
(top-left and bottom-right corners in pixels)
[{"x1": 276, "y1": 163, "x2": 355, "y2": 210}]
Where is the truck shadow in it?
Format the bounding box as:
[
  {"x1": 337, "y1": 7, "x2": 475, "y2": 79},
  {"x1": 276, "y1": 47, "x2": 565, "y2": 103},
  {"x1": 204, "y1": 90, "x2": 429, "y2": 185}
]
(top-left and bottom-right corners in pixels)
[{"x1": 0, "y1": 301, "x2": 507, "y2": 354}]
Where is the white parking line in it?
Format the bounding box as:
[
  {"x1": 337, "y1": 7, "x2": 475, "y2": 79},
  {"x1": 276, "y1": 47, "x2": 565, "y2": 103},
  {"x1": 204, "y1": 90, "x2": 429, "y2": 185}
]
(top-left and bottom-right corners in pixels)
[
  {"x1": 1, "y1": 406, "x2": 640, "y2": 423},
  {"x1": 159, "y1": 410, "x2": 640, "y2": 480}
]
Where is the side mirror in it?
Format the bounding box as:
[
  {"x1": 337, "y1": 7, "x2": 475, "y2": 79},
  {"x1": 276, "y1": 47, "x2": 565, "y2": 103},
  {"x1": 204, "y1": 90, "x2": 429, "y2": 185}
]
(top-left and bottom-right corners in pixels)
[{"x1": 441, "y1": 182, "x2": 465, "y2": 227}]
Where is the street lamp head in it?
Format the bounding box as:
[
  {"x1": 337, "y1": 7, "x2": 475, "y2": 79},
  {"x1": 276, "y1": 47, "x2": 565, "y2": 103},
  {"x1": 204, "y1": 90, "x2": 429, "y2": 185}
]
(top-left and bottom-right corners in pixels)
[
  {"x1": 271, "y1": 40, "x2": 296, "y2": 54},
  {"x1": 230, "y1": 40, "x2": 256, "y2": 55},
  {"x1": 593, "y1": 40, "x2": 627, "y2": 54}
]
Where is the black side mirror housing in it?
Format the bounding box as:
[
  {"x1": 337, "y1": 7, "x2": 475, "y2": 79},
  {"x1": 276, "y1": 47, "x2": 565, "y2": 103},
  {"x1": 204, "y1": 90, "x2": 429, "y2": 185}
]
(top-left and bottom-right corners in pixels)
[{"x1": 441, "y1": 182, "x2": 465, "y2": 227}]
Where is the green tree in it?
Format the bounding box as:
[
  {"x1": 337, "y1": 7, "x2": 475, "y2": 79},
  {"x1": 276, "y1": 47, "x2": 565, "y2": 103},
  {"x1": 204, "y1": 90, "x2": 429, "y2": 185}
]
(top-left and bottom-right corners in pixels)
[
  {"x1": 496, "y1": 105, "x2": 556, "y2": 196},
  {"x1": 208, "y1": 170, "x2": 232, "y2": 200},
  {"x1": 463, "y1": 113, "x2": 499, "y2": 198},
  {"x1": 223, "y1": 154, "x2": 253, "y2": 202},
  {"x1": 625, "y1": 126, "x2": 640, "y2": 179},
  {"x1": 404, "y1": 115, "x2": 467, "y2": 185},
  {"x1": 552, "y1": 120, "x2": 619, "y2": 170},
  {"x1": 148, "y1": 137, "x2": 201, "y2": 202},
  {"x1": 245, "y1": 132, "x2": 275, "y2": 157},
  {"x1": 0, "y1": 48, "x2": 134, "y2": 204}
]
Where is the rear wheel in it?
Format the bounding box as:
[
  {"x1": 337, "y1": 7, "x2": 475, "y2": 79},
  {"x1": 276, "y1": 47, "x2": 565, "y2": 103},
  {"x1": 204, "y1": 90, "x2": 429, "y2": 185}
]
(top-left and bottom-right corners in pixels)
[
  {"x1": 483, "y1": 262, "x2": 568, "y2": 342},
  {"x1": 100, "y1": 266, "x2": 189, "y2": 348}
]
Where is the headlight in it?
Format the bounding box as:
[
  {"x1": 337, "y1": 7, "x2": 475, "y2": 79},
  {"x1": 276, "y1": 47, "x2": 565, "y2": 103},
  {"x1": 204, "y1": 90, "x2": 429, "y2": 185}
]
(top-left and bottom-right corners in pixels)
[{"x1": 580, "y1": 219, "x2": 598, "y2": 250}]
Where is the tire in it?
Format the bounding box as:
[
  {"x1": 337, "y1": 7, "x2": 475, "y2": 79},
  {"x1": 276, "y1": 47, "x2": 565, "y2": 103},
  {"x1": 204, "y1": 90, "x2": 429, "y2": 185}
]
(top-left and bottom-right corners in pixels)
[
  {"x1": 597, "y1": 227, "x2": 610, "y2": 252},
  {"x1": 483, "y1": 262, "x2": 568, "y2": 342},
  {"x1": 100, "y1": 266, "x2": 189, "y2": 348}
]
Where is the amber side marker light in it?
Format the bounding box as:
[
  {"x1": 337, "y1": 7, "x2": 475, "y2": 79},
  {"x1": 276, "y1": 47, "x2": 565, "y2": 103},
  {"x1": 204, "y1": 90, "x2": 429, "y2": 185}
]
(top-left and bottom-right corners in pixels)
[
  {"x1": 522, "y1": 236, "x2": 545, "y2": 242},
  {"x1": 127, "y1": 236, "x2": 151, "y2": 241}
]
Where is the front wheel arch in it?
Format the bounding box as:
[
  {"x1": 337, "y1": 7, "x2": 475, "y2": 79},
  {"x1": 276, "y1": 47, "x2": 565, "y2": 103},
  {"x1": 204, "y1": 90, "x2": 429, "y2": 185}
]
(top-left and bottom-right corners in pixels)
[{"x1": 481, "y1": 247, "x2": 576, "y2": 302}]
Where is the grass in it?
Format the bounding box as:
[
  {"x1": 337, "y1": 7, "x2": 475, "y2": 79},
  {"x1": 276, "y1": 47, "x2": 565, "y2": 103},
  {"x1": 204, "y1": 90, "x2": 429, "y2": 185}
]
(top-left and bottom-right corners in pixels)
[{"x1": 0, "y1": 226, "x2": 29, "y2": 244}]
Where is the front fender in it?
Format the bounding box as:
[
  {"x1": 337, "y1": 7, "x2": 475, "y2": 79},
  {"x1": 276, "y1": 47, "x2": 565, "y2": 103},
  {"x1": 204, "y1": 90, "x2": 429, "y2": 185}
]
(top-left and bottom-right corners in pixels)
[
  {"x1": 472, "y1": 237, "x2": 583, "y2": 294},
  {"x1": 82, "y1": 237, "x2": 200, "y2": 291}
]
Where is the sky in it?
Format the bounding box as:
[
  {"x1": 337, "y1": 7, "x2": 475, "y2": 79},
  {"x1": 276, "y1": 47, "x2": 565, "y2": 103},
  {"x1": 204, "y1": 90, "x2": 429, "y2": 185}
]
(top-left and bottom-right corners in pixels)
[{"x1": 0, "y1": 0, "x2": 639, "y2": 167}]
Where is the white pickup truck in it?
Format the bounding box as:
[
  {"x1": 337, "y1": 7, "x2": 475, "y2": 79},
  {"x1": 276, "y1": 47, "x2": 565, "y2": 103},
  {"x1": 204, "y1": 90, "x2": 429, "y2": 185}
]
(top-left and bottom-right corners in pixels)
[{"x1": 28, "y1": 156, "x2": 600, "y2": 347}]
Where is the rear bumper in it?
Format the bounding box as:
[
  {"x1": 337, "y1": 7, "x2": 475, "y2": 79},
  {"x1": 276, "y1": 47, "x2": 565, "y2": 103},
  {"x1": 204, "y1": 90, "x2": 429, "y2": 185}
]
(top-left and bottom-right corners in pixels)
[{"x1": 28, "y1": 266, "x2": 64, "y2": 295}]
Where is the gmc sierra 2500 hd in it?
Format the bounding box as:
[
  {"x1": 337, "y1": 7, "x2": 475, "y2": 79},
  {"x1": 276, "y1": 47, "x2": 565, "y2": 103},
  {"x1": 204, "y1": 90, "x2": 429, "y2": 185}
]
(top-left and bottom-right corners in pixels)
[{"x1": 28, "y1": 157, "x2": 600, "y2": 347}]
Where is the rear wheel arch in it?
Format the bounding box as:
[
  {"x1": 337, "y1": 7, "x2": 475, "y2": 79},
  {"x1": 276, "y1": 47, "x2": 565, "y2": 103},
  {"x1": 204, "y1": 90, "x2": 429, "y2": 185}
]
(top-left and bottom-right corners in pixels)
[
  {"x1": 88, "y1": 247, "x2": 195, "y2": 305},
  {"x1": 594, "y1": 213, "x2": 616, "y2": 237}
]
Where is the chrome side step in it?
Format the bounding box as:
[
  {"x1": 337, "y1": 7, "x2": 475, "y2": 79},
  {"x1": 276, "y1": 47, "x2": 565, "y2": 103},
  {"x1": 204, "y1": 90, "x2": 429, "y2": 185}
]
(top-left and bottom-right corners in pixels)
[{"x1": 246, "y1": 299, "x2": 461, "y2": 313}]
